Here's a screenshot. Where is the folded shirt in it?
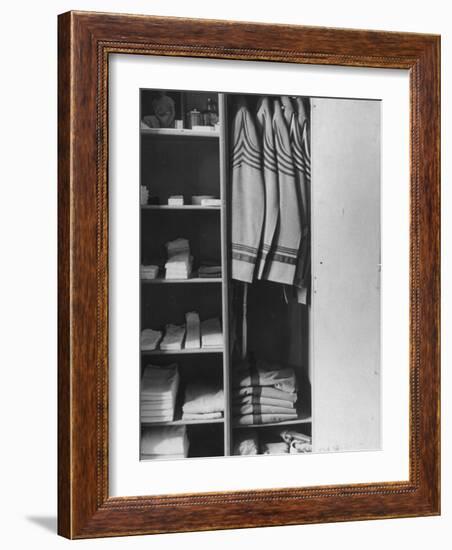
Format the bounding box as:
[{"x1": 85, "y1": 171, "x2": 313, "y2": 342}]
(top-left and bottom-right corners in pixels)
[
  {"x1": 201, "y1": 317, "x2": 223, "y2": 348},
  {"x1": 140, "y1": 328, "x2": 162, "y2": 351},
  {"x1": 182, "y1": 381, "x2": 224, "y2": 414},
  {"x1": 233, "y1": 386, "x2": 297, "y2": 403},
  {"x1": 261, "y1": 441, "x2": 290, "y2": 455},
  {"x1": 160, "y1": 324, "x2": 186, "y2": 350},
  {"x1": 181, "y1": 411, "x2": 223, "y2": 420},
  {"x1": 233, "y1": 403, "x2": 296, "y2": 416},
  {"x1": 141, "y1": 425, "x2": 189, "y2": 456},
  {"x1": 233, "y1": 395, "x2": 295, "y2": 409},
  {"x1": 234, "y1": 413, "x2": 298, "y2": 426},
  {"x1": 185, "y1": 311, "x2": 200, "y2": 349},
  {"x1": 234, "y1": 360, "x2": 297, "y2": 394},
  {"x1": 233, "y1": 429, "x2": 259, "y2": 455}
]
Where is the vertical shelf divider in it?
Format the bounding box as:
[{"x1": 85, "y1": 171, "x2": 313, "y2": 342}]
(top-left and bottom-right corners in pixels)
[{"x1": 219, "y1": 93, "x2": 231, "y2": 456}]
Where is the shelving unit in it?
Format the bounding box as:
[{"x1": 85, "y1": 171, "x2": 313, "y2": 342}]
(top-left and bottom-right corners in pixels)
[{"x1": 139, "y1": 88, "x2": 312, "y2": 460}]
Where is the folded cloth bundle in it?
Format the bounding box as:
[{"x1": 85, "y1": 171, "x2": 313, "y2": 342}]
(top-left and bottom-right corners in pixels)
[
  {"x1": 201, "y1": 317, "x2": 223, "y2": 348},
  {"x1": 234, "y1": 360, "x2": 297, "y2": 394},
  {"x1": 141, "y1": 364, "x2": 179, "y2": 422},
  {"x1": 140, "y1": 264, "x2": 160, "y2": 280},
  {"x1": 182, "y1": 411, "x2": 223, "y2": 420},
  {"x1": 278, "y1": 429, "x2": 312, "y2": 453},
  {"x1": 141, "y1": 425, "x2": 189, "y2": 459},
  {"x1": 290, "y1": 440, "x2": 312, "y2": 453},
  {"x1": 140, "y1": 328, "x2": 162, "y2": 351},
  {"x1": 165, "y1": 238, "x2": 193, "y2": 279},
  {"x1": 233, "y1": 429, "x2": 259, "y2": 455},
  {"x1": 182, "y1": 380, "x2": 224, "y2": 419},
  {"x1": 233, "y1": 386, "x2": 297, "y2": 403},
  {"x1": 233, "y1": 394, "x2": 295, "y2": 409},
  {"x1": 261, "y1": 441, "x2": 290, "y2": 455},
  {"x1": 140, "y1": 185, "x2": 149, "y2": 205},
  {"x1": 233, "y1": 403, "x2": 295, "y2": 416},
  {"x1": 198, "y1": 263, "x2": 222, "y2": 278},
  {"x1": 185, "y1": 311, "x2": 200, "y2": 349},
  {"x1": 160, "y1": 324, "x2": 186, "y2": 351},
  {"x1": 235, "y1": 412, "x2": 298, "y2": 426}
]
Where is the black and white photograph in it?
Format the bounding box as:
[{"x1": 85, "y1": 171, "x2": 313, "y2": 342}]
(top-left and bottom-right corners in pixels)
[{"x1": 139, "y1": 88, "x2": 381, "y2": 461}]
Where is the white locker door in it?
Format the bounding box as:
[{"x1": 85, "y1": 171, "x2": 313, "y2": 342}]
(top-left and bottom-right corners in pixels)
[{"x1": 311, "y1": 98, "x2": 381, "y2": 452}]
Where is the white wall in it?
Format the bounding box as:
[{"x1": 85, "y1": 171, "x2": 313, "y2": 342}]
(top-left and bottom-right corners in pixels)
[{"x1": 0, "y1": 0, "x2": 449, "y2": 548}]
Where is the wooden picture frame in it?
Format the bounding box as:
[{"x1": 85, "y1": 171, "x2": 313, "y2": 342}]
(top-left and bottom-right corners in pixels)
[{"x1": 58, "y1": 11, "x2": 440, "y2": 538}]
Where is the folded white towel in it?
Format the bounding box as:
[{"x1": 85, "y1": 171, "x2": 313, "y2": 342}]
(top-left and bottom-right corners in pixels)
[
  {"x1": 141, "y1": 425, "x2": 189, "y2": 456},
  {"x1": 201, "y1": 318, "x2": 223, "y2": 348},
  {"x1": 160, "y1": 324, "x2": 186, "y2": 350},
  {"x1": 141, "y1": 365, "x2": 179, "y2": 405},
  {"x1": 140, "y1": 328, "x2": 162, "y2": 351},
  {"x1": 182, "y1": 411, "x2": 223, "y2": 420},
  {"x1": 182, "y1": 381, "x2": 224, "y2": 414},
  {"x1": 185, "y1": 311, "x2": 201, "y2": 349}
]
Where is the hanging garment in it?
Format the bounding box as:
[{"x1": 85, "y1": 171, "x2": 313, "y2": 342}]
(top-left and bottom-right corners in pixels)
[
  {"x1": 292, "y1": 97, "x2": 311, "y2": 303},
  {"x1": 255, "y1": 97, "x2": 279, "y2": 279},
  {"x1": 231, "y1": 100, "x2": 265, "y2": 282},
  {"x1": 263, "y1": 99, "x2": 302, "y2": 285}
]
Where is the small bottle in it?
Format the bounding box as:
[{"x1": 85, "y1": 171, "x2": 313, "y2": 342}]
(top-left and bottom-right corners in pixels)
[
  {"x1": 207, "y1": 97, "x2": 219, "y2": 126},
  {"x1": 189, "y1": 108, "x2": 202, "y2": 128}
]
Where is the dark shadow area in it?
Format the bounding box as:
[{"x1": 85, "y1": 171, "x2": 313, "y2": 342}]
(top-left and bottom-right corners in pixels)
[{"x1": 26, "y1": 516, "x2": 57, "y2": 534}]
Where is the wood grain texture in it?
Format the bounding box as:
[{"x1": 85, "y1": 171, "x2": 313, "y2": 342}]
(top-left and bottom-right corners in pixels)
[{"x1": 57, "y1": 10, "x2": 440, "y2": 539}]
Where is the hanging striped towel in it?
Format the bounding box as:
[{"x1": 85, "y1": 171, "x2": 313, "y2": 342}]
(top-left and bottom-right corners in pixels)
[
  {"x1": 263, "y1": 99, "x2": 302, "y2": 285},
  {"x1": 231, "y1": 101, "x2": 264, "y2": 283},
  {"x1": 255, "y1": 97, "x2": 279, "y2": 279}
]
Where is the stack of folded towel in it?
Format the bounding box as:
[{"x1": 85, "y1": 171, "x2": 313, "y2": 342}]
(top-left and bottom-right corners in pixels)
[
  {"x1": 182, "y1": 380, "x2": 224, "y2": 421},
  {"x1": 140, "y1": 264, "x2": 159, "y2": 280},
  {"x1": 140, "y1": 364, "x2": 179, "y2": 422},
  {"x1": 198, "y1": 261, "x2": 222, "y2": 279},
  {"x1": 201, "y1": 317, "x2": 223, "y2": 349},
  {"x1": 233, "y1": 360, "x2": 298, "y2": 426},
  {"x1": 141, "y1": 425, "x2": 189, "y2": 460},
  {"x1": 165, "y1": 238, "x2": 193, "y2": 279},
  {"x1": 140, "y1": 328, "x2": 162, "y2": 351},
  {"x1": 159, "y1": 324, "x2": 186, "y2": 351}
]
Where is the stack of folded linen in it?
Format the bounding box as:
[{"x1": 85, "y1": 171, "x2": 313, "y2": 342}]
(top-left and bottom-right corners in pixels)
[
  {"x1": 200, "y1": 317, "x2": 223, "y2": 349},
  {"x1": 165, "y1": 238, "x2": 193, "y2": 279},
  {"x1": 140, "y1": 328, "x2": 162, "y2": 351},
  {"x1": 198, "y1": 262, "x2": 222, "y2": 279},
  {"x1": 140, "y1": 264, "x2": 159, "y2": 280},
  {"x1": 140, "y1": 364, "x2": 179, "y2": 422},
  {"x1": 159, "y1": 324, "x2": 186, "y2": 351},
  {"x1": 184, "y1": 311, "x2": 200, "y2": 349},
  {"x1": 182, "y1": 380, "x2": 224, "y2": 421},
  {"x1": 233, "y1": 360, "x2": 298, "y2": 426},
  {"x1": 141, "y1": 425, "x2": 189, "y2": 460}
]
